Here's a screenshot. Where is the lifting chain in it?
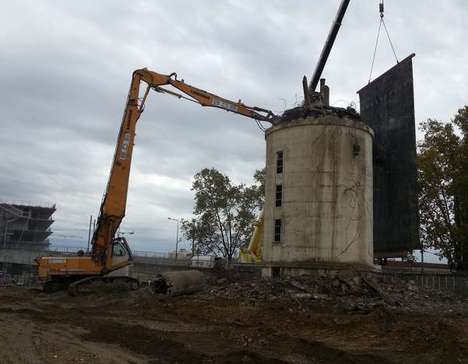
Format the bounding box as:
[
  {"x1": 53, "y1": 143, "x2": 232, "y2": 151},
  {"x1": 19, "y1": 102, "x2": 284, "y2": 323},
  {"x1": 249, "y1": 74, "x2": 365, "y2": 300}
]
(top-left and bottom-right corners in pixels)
[{"x1": 368, "y1": 0, "x2": 399, "y2": 82}]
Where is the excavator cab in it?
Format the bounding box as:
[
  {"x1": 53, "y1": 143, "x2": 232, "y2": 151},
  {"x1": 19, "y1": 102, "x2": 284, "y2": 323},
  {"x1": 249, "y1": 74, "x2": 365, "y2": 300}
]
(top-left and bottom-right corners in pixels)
[
  {"x1": 108, "y1": 237, "x2": 133, "y2": 276},
  {"x1": 112, "y1": 237, "x2": 133, "y2": 261}
]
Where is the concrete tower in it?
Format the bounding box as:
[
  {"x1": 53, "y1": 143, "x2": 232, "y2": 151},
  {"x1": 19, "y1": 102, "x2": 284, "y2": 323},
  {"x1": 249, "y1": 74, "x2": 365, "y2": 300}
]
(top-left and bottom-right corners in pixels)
[{"x1": 262, "y1": 110, "x2": 374, "y2": 276}]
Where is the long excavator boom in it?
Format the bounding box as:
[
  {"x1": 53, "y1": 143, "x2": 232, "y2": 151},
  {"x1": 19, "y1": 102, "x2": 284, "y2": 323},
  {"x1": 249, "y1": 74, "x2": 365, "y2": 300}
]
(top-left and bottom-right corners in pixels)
[
  {"x1": 37, "y1": 68, "x2": 277, "y2": 292},
  {"x1": 140, "y1": 69, "x2": 277, "y2": 123},
  {"x1": 91, "y1": 69, "x2": 277, "y2": 270}
]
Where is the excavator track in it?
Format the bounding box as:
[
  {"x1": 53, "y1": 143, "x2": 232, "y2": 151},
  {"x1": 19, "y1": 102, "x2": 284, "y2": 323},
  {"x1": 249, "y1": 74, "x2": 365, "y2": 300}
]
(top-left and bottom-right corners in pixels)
[
  {"x1": 67, "y1": 275, "x2": 140, "y2": 296},
  {"x1": 43, "y1": 278, "x2": 68, "y2": 294}
]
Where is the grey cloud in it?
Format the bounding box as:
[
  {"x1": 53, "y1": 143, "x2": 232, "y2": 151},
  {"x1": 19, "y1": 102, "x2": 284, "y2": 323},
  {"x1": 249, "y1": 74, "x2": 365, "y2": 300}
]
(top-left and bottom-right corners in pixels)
[{"x1": 1, "y1": 0, "x2": 467, "y2": 251}]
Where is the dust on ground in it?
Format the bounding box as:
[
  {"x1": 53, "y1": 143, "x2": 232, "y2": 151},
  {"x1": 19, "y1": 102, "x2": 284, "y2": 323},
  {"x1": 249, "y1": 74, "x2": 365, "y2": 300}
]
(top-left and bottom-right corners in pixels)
[{"x1": 0, "y1": 272, "x2": 467, "y2": 364}]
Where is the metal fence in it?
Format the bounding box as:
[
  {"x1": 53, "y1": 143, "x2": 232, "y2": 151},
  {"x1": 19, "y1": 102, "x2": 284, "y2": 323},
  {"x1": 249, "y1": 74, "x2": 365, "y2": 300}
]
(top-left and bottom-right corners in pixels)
[
  {"x1": 393, "y1": 272, "x2": 468, "y2": 298},
  {"x1": 133, "y1": 250, "x2": 172, "y2": 258},
  {"x1": 0, "y1": 243, "x2": 181, "y2": 259}
]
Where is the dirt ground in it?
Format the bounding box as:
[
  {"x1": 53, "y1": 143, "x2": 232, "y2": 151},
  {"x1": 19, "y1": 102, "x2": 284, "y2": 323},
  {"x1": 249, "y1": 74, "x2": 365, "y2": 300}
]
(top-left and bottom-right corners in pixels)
[{"x1": 1, "y1": 277, "x2": 468, "y2": 364}]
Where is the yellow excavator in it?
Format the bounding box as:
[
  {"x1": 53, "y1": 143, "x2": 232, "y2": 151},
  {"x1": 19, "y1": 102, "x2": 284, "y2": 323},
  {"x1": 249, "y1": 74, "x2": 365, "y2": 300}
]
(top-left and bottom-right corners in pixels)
[
  {"x1": 36, "y1": 68, "x2": 277, "y2": 294},
  {"x1": 239, "y1": 212, "x2": 264, "y2": 263}
]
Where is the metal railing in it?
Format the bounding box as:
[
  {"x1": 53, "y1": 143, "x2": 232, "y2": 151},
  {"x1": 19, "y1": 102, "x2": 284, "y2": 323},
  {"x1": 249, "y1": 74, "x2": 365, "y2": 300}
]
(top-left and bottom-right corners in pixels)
[
  {"x1": 133, "y1": 250, "x2": 172, "y2": 258},
  {"x1": 0, "y1": 243, "x2": 189, "y2": 260}
]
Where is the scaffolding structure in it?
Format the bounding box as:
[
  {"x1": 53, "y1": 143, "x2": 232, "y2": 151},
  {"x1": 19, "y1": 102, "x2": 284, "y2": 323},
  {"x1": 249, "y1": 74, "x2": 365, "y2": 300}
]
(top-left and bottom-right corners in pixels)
[{"x1": 0, "y1": 203, "x2": 55, "y2": 249}]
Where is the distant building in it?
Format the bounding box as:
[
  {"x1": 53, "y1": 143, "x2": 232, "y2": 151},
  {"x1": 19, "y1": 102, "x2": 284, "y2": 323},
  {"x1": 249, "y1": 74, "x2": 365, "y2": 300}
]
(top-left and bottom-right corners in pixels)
[{"x1": 0, "y1": 203, "x2": 55, "y2": 249}]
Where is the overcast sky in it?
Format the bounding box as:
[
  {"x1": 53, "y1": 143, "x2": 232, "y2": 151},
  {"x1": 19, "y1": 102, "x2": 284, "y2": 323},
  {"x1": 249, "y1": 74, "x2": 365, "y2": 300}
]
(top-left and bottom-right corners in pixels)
[{"x1": 1, "y1": 0, "x2": 466, "y2": 252}]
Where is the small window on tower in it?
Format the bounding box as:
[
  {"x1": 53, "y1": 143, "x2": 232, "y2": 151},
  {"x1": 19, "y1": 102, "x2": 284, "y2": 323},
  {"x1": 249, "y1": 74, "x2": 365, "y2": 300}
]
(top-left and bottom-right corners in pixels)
[
  {"x1": 274, "y1": 219, "x2": 282, "y2": 242},
  {"x1": 276, "y1": 151, "x2": 283, "y2": 174},
  {"x1": 275, "y1": 184, "x2": 283, "y2": 207}
]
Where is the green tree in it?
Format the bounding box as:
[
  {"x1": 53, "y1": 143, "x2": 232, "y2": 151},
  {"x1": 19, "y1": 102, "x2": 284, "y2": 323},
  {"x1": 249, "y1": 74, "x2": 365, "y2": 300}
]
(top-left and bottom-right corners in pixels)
[
  {"x1": 417, "y1": 106, "x2": 468, "y2": 270},
  {"x1": 181, "y1": 168, "x2": 264, "y2": 262}
]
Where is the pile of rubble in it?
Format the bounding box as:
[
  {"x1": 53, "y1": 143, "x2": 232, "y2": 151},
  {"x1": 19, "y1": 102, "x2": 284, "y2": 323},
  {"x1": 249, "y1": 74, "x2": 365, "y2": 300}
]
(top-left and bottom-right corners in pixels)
[{"x1": 201, "y1": 271, "x2": 462, "y2": 312}]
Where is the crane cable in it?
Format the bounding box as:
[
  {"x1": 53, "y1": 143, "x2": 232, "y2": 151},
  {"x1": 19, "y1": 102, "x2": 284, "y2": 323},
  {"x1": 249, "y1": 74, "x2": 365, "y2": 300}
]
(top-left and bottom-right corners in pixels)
[{"x1": 368, "y1": 0, "x2": 399, "y2": 83}]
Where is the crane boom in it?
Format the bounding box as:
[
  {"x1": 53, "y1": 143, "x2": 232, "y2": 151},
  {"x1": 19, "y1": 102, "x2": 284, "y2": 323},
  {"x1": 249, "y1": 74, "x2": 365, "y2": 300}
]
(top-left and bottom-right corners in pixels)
[{"x1": 308, "y1": 0, "x2": 350, "y2": 94}]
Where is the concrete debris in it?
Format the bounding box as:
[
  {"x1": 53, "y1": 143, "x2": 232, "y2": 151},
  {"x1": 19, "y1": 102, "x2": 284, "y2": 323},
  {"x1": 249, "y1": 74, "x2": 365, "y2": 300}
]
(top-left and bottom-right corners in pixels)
[
  {"x1": 201, "y1": 271, "x2": 463, "y2": 312},
  {"x1": 152, "y1": 270, "x2": 205, "y2": 296}
]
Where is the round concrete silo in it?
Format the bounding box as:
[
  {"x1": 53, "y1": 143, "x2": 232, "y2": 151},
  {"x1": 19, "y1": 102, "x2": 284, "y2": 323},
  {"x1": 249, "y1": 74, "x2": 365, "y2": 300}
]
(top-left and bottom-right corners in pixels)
[{"x1": 262, "y1": 111, "x2": 374, "y2": 269}]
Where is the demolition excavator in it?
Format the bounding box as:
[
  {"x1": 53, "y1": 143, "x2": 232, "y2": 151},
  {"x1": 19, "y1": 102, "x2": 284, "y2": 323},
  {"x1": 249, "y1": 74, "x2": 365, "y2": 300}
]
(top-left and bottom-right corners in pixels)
[
  {"x1": 37, "y1": 0, "x2": 354, "y2": 291},
  {"x1": 36, "y1": 68, "x2": 277, "y2": 294}
]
